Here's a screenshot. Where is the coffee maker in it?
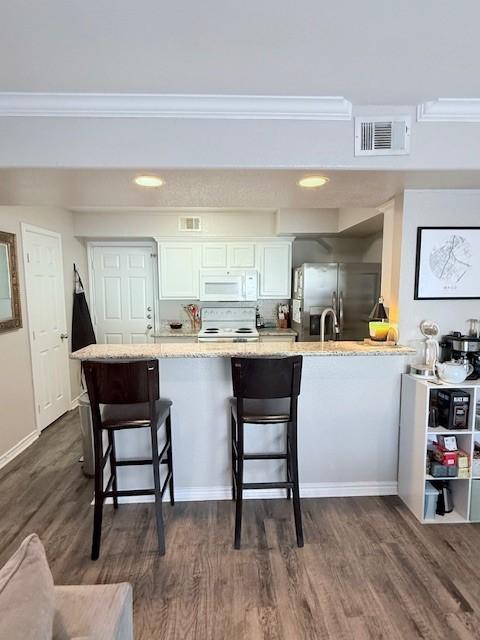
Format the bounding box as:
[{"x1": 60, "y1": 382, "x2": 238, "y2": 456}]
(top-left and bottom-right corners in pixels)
[{"x1": 440, "y1": 332, "x2": 480, "y2": 380}]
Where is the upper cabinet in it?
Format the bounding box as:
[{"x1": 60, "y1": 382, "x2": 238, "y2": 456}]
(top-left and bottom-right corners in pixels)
[
  {"x1": 158, "y1": 242, "x2": 201, "y2": 299},
  {"x1": 202, "y1": 243, "x2": 228, "y2": 268},
  {"x1": 202, "y1": 242, "x2": 255, "y2": 269},
  {"x1": 228, "y1": 243, "x2": 256, "y2": 268},
  {"x1": 257, "y1": 242, "x2": 292, "y2": 299},
  {"x1": 157, "y1": 239, "x2": 291, "y2": 300}
]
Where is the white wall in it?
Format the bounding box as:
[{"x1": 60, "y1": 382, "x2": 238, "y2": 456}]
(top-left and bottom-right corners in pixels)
[
  {"x1": 338, "y1": 208, "x2": 380, "y2": 232},
  {"x1": 157, "y1": 298, "x2": 286, "y2": 325},
  {"x1": 113, "y1": 354, "x2": 405, "y2": 499},
  {"x1": 2, "y1": 106, "x2": 480, "y2": 170},
  {"x1": 292, "y1": 235, "x2": 383, "y2": 268},
  {"x1": 361, "y1": 232, "x2": 383, "y2": 262},
  {"x1": 276, "y1": 209, "x2": 338, "y2": 235},
  {"x1": 74, "y1": 209, "x2": 277, "y2": 238},
  {"x1": 0, "y1": 207, "x2": 87, "y2": 463},
  {"x1": 397, "y1": 190, "x2": 480, "y2": 345}
]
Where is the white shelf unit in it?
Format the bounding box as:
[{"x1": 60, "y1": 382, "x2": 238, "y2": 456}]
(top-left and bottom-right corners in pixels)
[{"x1": 398, "y1": 374, "x2": 480, "y2": 524}]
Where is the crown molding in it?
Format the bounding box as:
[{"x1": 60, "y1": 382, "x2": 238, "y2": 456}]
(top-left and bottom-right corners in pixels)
[
  {"x1": 417, "y1": 98, "x2": 480, "y2": 122},
  {"x1": 0, "y1": 92, "x2": 352, "y2": 121}
]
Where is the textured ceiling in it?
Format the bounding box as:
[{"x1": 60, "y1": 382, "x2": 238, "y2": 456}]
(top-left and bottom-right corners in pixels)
[
  {"x1": 0, "y1": 1, "x2": 479, "y2": 104},
  {"x1": 1, "y1": 168, "x2": 480, "y2": 209}
]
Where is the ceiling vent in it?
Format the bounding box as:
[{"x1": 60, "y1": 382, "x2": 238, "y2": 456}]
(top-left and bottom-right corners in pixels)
[
  {"x1": 178, "y1": 215, "x2": 202, "y2": 232},
  {"x1": 354, "y1": 116, "x2": 410, "y2": 156}
]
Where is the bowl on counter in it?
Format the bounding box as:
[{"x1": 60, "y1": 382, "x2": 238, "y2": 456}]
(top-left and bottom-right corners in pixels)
[{"x1": 169, "y1": 322, "x2": 183, "y2": 330}]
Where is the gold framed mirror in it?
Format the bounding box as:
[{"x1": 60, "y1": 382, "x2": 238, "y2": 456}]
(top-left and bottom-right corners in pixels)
[{"x1": 0, "y1": 231, "x2": 22, "y2": 332}]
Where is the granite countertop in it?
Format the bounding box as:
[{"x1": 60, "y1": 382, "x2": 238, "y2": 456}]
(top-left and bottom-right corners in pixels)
[
  {"x1": 151, "y1": 327, "x2": 198, "y2": 337},
  {"x1": 71, "y1": 341, "x2": 414, "y2": 360},
  {"x1": 258, "y1": 327, "x2": 297, "y2": 336},
  {"x1": 151, "y1": 327, "x2": 297, "y2": 338}
]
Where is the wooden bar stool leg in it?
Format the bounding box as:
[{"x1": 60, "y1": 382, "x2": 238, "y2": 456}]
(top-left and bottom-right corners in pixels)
[
  {"x1": 165, "y1": 412, "x2": 175, "y2": 506},
  {"x1": 231, "y1": 413, "x2": 237, "y2": 501},
  {"x1": 289, "y1": 419, "x2": 304, "y2": 548},
  {"x1": 91, "y1": 429, "x2": 105, "y2": 561},
  {"x1": 150, "y1": 423, "x2": 166, "y2": 556},
  {"x1": 234, "y1": 420, "x2": 244, "y2": 550},
  {"x1": 108, "y1": 430, "x2": 119, "y2": 509}
]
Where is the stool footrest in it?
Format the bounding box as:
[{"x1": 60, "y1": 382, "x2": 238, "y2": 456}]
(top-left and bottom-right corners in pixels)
[
  {"x1": 116, "y1": 443, "x2": 170, "y2": 467},
  {"x1": 243, "y1": 453, "x2": 287, "y2": 460},
  {"x1": 242, "y1": 481, "x2": 294, "y2": 490},
  {"x1": 101, "y1": 443, "x2": 113, "y2": 469},
  {"x1": 105, "y1": 488, "x2": 155, "y2": 498},
  {"x1": 116, "y1": 458, "x2": 153, "y2": 466},
  {"x1": 161, "y1": 471, "x2": 173, "y2": 497},
  {"x1": 116, "y1": 458, "x2": 169, "y2": 466}
]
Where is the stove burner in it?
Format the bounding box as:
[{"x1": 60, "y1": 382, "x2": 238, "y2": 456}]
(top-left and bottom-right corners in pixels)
[
  {"x1": 236, "y1": 327, "x2": 253, "y2": 333},
  {"x1": 204, "y1": 328, "x2": 219, "y2": 333}
]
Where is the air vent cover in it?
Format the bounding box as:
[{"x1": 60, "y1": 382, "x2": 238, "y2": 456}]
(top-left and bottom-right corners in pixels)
[
  {"x1": 178, "y1": 216, "x2": 201, "y2": 232},
  {"x1": 355, "y1": 116, "x2": 410, "y2": 156}
]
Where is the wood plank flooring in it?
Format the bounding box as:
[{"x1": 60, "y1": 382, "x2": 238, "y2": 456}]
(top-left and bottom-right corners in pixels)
[{"x1": 2, "y1": 412, "x2": 480, "y2": 639}]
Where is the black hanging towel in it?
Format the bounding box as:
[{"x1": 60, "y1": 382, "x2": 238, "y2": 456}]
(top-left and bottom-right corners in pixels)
[{"x1": 72, "y1": 264, "x2": 96, "y2": 352}]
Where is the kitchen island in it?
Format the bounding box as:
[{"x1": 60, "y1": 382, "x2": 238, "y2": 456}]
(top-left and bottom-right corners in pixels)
[{"x1": 72, "y1": 341, "x2": 414, "y2": 502}]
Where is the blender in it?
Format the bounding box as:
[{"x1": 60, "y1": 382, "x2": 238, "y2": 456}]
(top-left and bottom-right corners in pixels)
[{"x1": 409, "y1": 320, "x2": 439, "y2": 378}]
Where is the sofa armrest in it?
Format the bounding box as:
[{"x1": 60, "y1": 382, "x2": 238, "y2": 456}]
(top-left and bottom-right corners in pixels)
[{"x1": 54, "y1": 583, "x2": 133, "y2": 640}]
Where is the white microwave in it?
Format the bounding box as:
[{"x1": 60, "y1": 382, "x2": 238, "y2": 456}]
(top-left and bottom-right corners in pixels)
[{"x1": 199, "y1": 269, "x2": 258, "y2": 302}]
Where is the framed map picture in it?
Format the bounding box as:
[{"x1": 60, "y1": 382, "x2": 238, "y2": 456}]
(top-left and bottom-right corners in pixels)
[{"x1": 414, "y1": 227, "x2": 480, "y2": 299}]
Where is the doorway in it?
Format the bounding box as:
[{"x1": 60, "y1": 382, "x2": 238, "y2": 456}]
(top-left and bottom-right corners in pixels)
[
  {"x1": 22, "y1": 224, "x2": 70, "y2": 431},
  {"x1": 89, "y1": 243, "x2": 156, "y2": 343}
]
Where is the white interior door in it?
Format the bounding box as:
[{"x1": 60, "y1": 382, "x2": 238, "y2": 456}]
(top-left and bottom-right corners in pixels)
[
  {"x1": 22, "y1": 224, "x2": 70, "y2": 431},
  {"x1": 91, "y1": 245, "x2": 156, "y2": 344}
]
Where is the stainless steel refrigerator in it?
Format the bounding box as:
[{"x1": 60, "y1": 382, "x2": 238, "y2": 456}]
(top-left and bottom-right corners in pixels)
[{"x1": 291, "y1": 263, "x2": 381, "y2": 341}]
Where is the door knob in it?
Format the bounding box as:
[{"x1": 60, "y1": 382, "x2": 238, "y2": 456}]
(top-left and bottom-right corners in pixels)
[{"x1": 60, "y1": 333, "x2": 68, "y2": 340}]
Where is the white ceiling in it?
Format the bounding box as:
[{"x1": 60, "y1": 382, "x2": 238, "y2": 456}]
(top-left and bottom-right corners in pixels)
[
  {"x1": 1, "y1": 168, "x2": 480, "y2": 210},
  {"x1": 0, "y1": 1, "x2": 479, "y2": 104}
]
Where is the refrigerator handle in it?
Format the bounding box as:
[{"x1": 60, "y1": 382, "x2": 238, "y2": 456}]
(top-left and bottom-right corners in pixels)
[
  {"x1": 339, "y1": 291, "x2": 344, "y2": 335},
  {"x1": 332, "y1": 290, "x2": 337, "y2": 314}
]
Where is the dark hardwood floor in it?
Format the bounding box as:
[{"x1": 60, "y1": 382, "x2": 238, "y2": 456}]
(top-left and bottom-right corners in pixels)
[{"x1": 2, "y1": 412, "x2": 480, "y2": 639}]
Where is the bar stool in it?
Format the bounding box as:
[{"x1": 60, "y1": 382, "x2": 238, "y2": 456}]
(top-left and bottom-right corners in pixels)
[
  {"x1": 83, "y1": 359, "x2": 174, "y2": 560},
  {"x1": 230, "y1": 355, "x2": 303, "y2": 549}
]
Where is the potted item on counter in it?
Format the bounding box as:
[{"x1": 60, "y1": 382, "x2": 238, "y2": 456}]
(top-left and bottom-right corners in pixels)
[{"x1": 368, "y1": 296, "x2": 389, "y2": 341}]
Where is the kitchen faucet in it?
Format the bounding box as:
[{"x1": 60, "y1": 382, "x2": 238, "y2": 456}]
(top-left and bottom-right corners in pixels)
[{"x1": 320, "y1": 307, "x2": 340, "y2": 342}]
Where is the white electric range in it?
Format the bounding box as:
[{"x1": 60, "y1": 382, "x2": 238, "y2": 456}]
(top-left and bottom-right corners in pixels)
[{"x1": 197, "y1": 307, "x2": 259, "y2": 342}]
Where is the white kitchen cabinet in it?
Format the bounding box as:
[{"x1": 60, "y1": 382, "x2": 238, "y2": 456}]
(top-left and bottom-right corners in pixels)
[
  {"x1": 202, "y1": 243, "x2": 227, "y2": 268},
  {"x1": 257, "y1": 243, "x2": 292, "y2": 299},
  {"x1": 158, "y1": 242, "x2": 200, "y2": 299},
  {"x1": 227, "y1": 243, "x2": 256, "y2": 268}
]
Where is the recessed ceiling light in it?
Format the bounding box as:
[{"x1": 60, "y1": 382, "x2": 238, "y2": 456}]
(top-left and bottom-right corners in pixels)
[
  {"x1": 297, "y1": 176, "x2": 329, "y2": 188},
  {"x1": 133, "y1": 175, "x2": 164, "y2": 188}
]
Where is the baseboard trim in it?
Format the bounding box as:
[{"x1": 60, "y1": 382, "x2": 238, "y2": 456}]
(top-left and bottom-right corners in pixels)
[
  {"x1": 105, "y1": 481, "x2": 398, "y2": 504},
  {"x1": 0, "y1": 431, "x2": 39, "y2": 471},
  {"x1": 70, "y1": 394, "x2": 81, "y2": 411}
]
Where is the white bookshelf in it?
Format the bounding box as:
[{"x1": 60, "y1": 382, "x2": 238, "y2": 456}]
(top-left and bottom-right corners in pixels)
[{"x1": 398, "y1": 374, "x2": 480, "y2": 524}]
